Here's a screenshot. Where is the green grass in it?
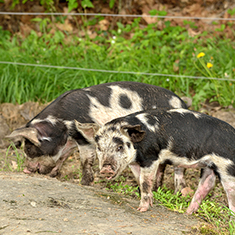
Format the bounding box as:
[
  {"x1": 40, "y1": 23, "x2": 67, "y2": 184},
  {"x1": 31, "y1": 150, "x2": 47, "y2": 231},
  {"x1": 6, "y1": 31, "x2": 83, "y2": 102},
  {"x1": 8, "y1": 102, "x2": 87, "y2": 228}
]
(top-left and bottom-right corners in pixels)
[
  {"x1": 1, "y1": 142, "x2": 25, "y2": 172},
  {"x1": 0, "y1": 19, "x2": 235, "y2": 109},
  {"x1": 153, "y1": 185, "x2": 235, "y2": 234}
]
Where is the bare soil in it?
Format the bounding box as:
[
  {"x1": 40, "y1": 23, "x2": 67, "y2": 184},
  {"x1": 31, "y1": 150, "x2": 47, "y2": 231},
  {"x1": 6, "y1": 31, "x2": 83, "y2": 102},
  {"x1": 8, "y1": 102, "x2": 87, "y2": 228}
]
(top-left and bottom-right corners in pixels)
[{"x1": 1, "y1": 102, "x2": 235, "y2": 234}]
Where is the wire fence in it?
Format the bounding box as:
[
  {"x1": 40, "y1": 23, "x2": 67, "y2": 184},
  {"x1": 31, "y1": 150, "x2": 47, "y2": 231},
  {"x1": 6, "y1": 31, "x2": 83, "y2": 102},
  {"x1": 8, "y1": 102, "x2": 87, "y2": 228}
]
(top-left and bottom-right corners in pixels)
[
  {"x1": 0, "y1": 11, "x2": 234, "y2": 82},
  {"x1": 0, "y1": 61, "x2": 234, "y2": 82},
  {"x1": 0, "y1": 12, "x2": 235, "y2": 21}
]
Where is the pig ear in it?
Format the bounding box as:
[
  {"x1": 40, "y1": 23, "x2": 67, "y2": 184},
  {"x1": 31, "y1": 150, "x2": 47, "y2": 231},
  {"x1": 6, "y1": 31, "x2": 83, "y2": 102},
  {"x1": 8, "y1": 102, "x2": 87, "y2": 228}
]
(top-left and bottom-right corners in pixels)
[
  {"x1": 6, "y1": 127, "x2": 41, "y2": 146},
  {"x1": 121, "y1": 125, "x2": 145, "y2": 143},
  {"x1": 74, "y1": 120, "x2": 100, "y2": 143}
]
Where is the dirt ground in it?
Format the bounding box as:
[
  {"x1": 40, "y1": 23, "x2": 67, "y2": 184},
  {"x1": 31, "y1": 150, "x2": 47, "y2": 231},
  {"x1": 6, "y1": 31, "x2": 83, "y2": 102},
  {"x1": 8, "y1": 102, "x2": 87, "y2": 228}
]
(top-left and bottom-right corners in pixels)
[
  {"x1": 0, "y1": 172, "x2": 203, "y2": 235},
  {"x1": 0, "y1": 102, "x2": 235, "y2": 234}
]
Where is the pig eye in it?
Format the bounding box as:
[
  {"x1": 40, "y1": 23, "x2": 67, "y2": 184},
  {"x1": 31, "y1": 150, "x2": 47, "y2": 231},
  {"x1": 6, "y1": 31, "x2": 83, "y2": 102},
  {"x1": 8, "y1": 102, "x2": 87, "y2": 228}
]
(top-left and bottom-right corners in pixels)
[{"x1": 116, "y1": 145, "x2": 123, "y2": 152}]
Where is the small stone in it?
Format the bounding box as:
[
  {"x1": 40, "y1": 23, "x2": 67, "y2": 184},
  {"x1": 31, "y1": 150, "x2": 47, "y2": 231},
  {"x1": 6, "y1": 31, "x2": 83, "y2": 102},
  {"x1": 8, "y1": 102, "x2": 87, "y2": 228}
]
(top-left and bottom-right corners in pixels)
[
  {"x1": 30, "y1": 201, "x2": 37, "y2": 207},
  {"x1": 181, "y1": 187, "x2": 194, "y2": 197}
]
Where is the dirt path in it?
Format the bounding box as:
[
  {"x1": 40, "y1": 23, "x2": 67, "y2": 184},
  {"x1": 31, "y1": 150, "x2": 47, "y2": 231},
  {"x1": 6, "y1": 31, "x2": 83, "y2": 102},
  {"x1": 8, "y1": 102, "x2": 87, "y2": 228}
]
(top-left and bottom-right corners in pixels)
[{"x1": 0, "y1": 172, "x2": 203, "y2": 235}]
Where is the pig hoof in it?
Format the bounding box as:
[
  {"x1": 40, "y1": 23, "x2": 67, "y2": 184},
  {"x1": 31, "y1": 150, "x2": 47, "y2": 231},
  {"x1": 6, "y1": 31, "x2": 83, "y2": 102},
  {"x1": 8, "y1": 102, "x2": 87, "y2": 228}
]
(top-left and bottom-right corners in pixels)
[
  {"x1": 23, "y1": 168, "x2": 32, "y2": 174},
  {"x1": 49, "y1": 170, "x2": 59, "y2": 178},
  {"x1": 186, "y1": 208, "x2": 194, "y2": 215},
  {"x1": 137, "y1": 207, "x2": 148, "y2": 212}
]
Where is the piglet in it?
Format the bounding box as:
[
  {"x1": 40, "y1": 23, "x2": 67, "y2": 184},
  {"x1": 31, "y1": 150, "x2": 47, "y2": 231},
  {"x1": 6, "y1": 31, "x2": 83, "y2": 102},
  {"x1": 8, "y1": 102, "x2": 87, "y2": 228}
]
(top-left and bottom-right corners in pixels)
[
  {"x1": 6, "y1": 81, "x2": 188, "y2": 187},
  {"x1": 75, "y1": 108, "x2": 235, "y2": 215}
]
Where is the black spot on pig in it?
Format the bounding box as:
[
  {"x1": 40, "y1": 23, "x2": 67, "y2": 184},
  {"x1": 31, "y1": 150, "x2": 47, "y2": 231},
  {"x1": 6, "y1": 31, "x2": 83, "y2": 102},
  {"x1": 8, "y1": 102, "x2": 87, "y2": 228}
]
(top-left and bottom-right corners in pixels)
[
  {"x1": 94, "y1": 135, "x2": 100, "y2": 143},
  {"x1": 85, "y1": 86, "x2": 112, "y2": 107},
  {"x1": 142, "y1": 181, "x2": 150, "y2": 193},
  {"x1": 24, "y1": 139, "x2": 44, "y2": 158},
  {"x1": 108, "y1": 126, "x2": 116, "y2": 132},
  {"x1": 119, "y1": 94, "x2": 132, "y2": 109},
  {"x1": 70, "y1": 123, "x2": 90, "y2": 146},
  {"x1": 227, "y1": 164, "x2": 235, "y2": 177},
  {"x1": 162, "y1": 159, "x2": 173, "y2": 165},
  {"x1": 146, "y1": 114, "x2": 158, "y2": 126},
  {"x1": 113, "y1": 137, "x2": 124, "y2": 146}
]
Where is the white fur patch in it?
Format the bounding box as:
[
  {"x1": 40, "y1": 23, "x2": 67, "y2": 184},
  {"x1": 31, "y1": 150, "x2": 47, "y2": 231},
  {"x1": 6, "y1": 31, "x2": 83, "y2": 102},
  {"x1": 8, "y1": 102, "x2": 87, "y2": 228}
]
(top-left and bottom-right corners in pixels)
[
  {"x1": 63, "y1": 120, "x2": 73, "y2": 130},
  {"x1": 31, "y1": 115, "x2": 58, "y2": 126},
  {"x1": 88, "y1": 85, "x2": 143, "y2": 125},
  {"x1": 45, "y1": 115, "x2": 58, "y2": 125},
  {"x1": 168, "y1": 108, "x2": 201, "y2": 118},
  {"x1": 30, "y1": 118, "x2": 41, "y2": 125},
  {"x1": 136, "y1": 113, "x2": 159, "y2": 132},
  {"x1": 39, "y1": 136, "x2": 52, "y2": 141},
  {"x1": 169, "y1": 96, "x2": 183, "y2": 108}
]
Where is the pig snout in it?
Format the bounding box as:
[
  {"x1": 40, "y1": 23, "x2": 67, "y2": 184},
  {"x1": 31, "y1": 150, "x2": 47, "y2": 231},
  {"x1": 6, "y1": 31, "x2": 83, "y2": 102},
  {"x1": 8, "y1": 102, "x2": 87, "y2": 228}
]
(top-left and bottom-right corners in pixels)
[
  {"x1": 23, "y1": 162, "x2": 40, "y2": 174},
  {"x1": 100, "y1": 165, "x2": 115, "y2": 180}
]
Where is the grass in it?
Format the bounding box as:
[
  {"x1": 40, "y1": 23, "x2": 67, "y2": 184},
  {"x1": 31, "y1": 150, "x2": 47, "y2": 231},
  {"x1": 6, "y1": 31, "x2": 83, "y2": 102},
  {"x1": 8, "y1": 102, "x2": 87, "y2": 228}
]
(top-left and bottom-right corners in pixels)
[
  {"x1": 1, "y1": 142, "x2": 25, "y2": 172},
  {"x1": 0, "y1": 19, "x2": 235, "y2": 109}
]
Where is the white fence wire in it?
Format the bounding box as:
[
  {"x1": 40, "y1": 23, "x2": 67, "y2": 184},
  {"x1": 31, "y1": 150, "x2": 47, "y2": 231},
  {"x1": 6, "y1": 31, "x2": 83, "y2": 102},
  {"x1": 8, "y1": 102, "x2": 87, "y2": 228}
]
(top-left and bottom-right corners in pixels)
[
  {"x1": 0, "y1": 61, "x2": 234, "y2": 82},
  {"x1": 0, "y1": 12, "x2": 235, "y2": 21}
]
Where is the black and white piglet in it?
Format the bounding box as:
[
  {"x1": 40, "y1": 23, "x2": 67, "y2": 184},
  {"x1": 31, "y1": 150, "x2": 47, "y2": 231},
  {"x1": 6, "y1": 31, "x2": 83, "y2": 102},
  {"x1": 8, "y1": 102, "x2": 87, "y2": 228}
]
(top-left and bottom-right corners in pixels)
[
  {"x1": 7, "y1": 81, "x2": 187, "y2": 186},
  {"x1": 76, "y1": 108, "x2": 235, "y2": 214}
]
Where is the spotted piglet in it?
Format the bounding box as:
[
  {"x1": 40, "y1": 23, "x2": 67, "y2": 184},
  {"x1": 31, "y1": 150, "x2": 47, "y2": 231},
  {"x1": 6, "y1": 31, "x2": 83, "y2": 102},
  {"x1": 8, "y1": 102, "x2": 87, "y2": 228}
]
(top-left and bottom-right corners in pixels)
[
  {"x1": 7, "y1": 81, "x2": 187, "y2": 187},
  {"x1": 75, "y1": 108, "x2": 235, "y2": 214}
]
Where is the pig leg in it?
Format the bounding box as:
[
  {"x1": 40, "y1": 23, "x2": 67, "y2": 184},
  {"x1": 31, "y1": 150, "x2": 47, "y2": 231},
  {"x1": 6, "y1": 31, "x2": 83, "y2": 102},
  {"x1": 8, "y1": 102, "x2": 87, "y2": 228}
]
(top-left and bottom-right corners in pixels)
[
  {"x1": 129, "y1": 163, "x2": 141, "y2": 185},
  {"x1": 152, "y1": 163, "x2": 166, "y2": 191},
  {"x1": 79, "y1": 144, "x2": 96, "y2": 185},
  {"x1": 186, "y1": 168, "x2": 216, "y2": 214},
  {"x1": 220, "y1": 176, "x2": 235, "y2": 217},
  {"x1": 138, "y1": 161, "x2": 159, "y2": 212},
  {"x1": 130, "y1": 163, "x2": 166, "y2": 190},
  {"x1": 152, "y1": 165, "x2": 186, "y2": 193},
  {"x1": 49, "y1": 139, "x2": 78, "y2": 177},
  {"x1": 174, "y1": 167, "x2": 186, "y2": 193}
]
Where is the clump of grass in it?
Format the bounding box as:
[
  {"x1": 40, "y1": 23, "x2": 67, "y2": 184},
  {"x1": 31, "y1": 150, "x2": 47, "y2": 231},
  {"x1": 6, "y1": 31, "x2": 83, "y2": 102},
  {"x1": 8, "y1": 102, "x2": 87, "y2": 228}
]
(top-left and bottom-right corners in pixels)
[
  {"x1": 152, "y1": 185, "x2": 235, "y2": 234},
  {"x1": 106, "y1": 181, "x2": 140, "y2": 197},
  {"x1": 153, "y1": 186, "x2": 189, "y2": 213},
  {"x1": 2, "y1": 142, "x2": 25, "y2": 172}
]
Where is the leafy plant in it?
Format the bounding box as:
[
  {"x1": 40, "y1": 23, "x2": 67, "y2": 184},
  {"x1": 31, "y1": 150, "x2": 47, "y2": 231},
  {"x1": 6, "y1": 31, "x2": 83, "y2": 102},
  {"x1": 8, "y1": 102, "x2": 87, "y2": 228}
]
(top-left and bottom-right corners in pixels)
[
  {"x1": 81, "y1": 0, "x2": 94, "y2": 9},
  {"x1": 227, "y1": 8, "x2": 235, "y2": 16},
  {"x1": 66, "y1": 0, "x2": 78, "y2": 12},
  {"x1": 109, "y1": 0, "x2": 116, "y2": 9},
  {"x1": 31, "y1": 17, "x2": 51, "y2": 33}
]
